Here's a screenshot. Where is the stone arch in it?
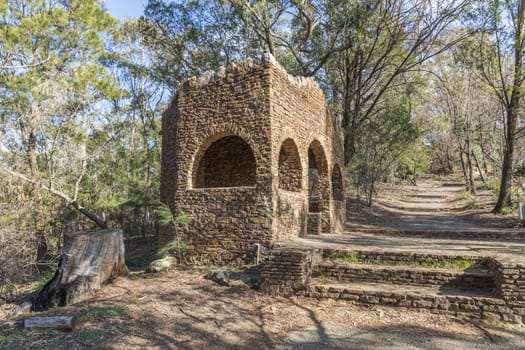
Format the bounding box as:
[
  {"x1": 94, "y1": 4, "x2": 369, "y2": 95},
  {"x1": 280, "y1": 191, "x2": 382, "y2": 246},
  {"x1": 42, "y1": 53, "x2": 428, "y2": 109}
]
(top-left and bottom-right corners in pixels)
[
  {"x1": 193, "y1": 134, "x2": 256, "y2": 188},
  {"x1": 278, "y1": 138, "x2": 302, "y2": 191},
  {"x1": 308, "y1": 140, "x2": 329, "y2": 212},
  {"x1": 332, "y1": 163, "x2": 344, "y2": 201}
]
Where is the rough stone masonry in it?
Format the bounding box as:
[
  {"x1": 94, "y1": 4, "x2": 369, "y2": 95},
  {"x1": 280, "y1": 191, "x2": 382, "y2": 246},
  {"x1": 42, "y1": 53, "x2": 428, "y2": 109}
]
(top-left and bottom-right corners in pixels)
[{"x1": 160, "y1": 54, "x2": 345, "y2": 263}]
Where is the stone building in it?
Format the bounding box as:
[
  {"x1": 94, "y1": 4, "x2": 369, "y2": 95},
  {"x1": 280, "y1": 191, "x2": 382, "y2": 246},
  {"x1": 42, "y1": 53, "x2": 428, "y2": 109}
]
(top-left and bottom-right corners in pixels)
[{"x1": 160, "y1": 54, "x2": 345, "y2": 263}]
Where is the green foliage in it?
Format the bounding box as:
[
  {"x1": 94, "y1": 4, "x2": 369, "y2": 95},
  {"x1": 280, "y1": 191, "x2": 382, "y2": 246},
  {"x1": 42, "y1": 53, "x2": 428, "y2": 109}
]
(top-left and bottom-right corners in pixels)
[
  {"x1": 348, "y1": 95, "x2": 422, "y2": 204},
  {"x1": 0, "y1": 329, "x2": 30, "y2": 343},
  {"x1": 500, "y1": 207, "x2": 514, "y2": 216},
  {"x1": 125, "y1": 256, "x2": 145, "y2": 267},
  {"x1": 153, "y1": 202, "x2": 191, "y2": 227},
  {"x1": 329, "y1": 251, "x2": 358, "y2": 263},
  {"x1": 37, "y1": 269, "x2": 57, "y2": 291},
  {"x1": 0, "y1": 280, "x2": 17, "y2": 301},
  {"x1": 142, "y1": 0, "x2": 256, "y2": 89},
  {"x1": 465, "y1": 199, "x2": 477, "y2": 209},
  {"x1": 157, "y1": 239, "x2": 188, "y2": 259}
]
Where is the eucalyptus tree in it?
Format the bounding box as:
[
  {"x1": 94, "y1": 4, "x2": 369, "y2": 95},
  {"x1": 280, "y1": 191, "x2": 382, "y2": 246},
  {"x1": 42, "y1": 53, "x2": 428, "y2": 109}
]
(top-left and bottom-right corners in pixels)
[
  {"x1": 141, "y1": 0, "x2": 258, "y2": 90},
  {"x1": 465, "y1": 0, "x2": 525, "y2": 212},
  {"x1": 232, "y1": 0, "x2": 471, "y2": 165}
]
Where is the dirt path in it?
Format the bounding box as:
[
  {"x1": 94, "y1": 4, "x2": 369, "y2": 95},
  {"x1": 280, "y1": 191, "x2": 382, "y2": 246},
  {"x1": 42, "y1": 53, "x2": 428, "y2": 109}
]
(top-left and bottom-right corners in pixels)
[
  {"x1": 3, "y1": 268, "x2": 521, "y2": 350},
  {"x1": 277, "y1": 177, "x2": 525, "y2": 349},
  {"x1": 346, "y1": 178, "x2": 520, "y2": 233}
]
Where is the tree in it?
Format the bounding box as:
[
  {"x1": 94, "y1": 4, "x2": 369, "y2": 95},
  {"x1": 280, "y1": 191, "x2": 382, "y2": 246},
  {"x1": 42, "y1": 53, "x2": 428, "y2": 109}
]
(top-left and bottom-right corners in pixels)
[
  {"x1": 142, "y1": 0, "x2": 257, "y2": 90},
  {"x1": 232, "y1": 0, "x2": 470, "y2": 165},
  {"x1": 467, "y1": 0, "x2": 525, "y2": 212},
  {"x1": 0, "y1": 0, "x2": 120, "y2": 257}
]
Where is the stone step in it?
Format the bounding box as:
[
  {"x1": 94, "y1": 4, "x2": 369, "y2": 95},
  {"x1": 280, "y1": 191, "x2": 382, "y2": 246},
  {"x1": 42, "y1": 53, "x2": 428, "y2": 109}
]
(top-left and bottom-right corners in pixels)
[
  {"x1": 344, "y1": 228, "x2": 525, "y2": 241},
  {"x1": 313, "y1": 261, "x2": 494, "y2": 290},
  {"x1": 298, "y1": 280, "x2": 522, "y2": 323}
]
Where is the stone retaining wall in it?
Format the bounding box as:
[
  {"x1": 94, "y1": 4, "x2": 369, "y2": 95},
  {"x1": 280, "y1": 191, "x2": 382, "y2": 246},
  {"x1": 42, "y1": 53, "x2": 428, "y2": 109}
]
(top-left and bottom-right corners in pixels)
[
  {"x1": 322, "y1": 249, "x2": 486, "y2": 266},
  {"x1": 260, "y1": 248, "x2": 525, "y2": 324},
  {"x1": 489, "y1": 259, "x2": 525, "y2": 303},
  {"x1": 315, "y1": 262, "x2": 494, "y2": 290},
  {"x1": 259, "y1": 248, "x2": 320, "y2": 296},
  {"x1": 299, "y1": 283, "x2": 523, "y2": 324}
]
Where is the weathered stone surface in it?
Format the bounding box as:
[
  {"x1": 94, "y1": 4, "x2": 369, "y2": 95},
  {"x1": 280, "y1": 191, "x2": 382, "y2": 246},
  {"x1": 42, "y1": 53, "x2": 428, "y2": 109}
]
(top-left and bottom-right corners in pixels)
[
  {"x1": 147, "y1": 256, "x2": 177, "y2": 273},
  {"x1": 206, "y1": 267, "x2": 260, "y2": 288}
]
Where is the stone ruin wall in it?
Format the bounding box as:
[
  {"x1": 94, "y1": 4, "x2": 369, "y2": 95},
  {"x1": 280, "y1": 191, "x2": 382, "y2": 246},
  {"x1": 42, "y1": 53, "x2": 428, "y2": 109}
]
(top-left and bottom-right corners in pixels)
[
  {"x1": 268, "y1": 58, "x2": 345, "y2": 240},
  {"x1": 160, "y1": 55, "x2": 345, "y2": 263},
  {"x1": 161, "y1": 61, "x2": 274, "y2": 263}
]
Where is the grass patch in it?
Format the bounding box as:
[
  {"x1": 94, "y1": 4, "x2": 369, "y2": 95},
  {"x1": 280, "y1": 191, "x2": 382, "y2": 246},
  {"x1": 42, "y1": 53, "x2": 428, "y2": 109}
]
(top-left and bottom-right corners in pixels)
[
  {"x1": 500, "y1": 207, "x2": 514, "y2": 215},
  {"x1": 416, "y1": 259, "x2": 479, "y2": 270},
  {"x1": 456, "y1": 189, "x2": 470, "y2": 201},
  {"x1": 328, "y1": 251, "x2": 482, "y2": 270},
  {"x1": 329, "y1": 251, "x2": 358, "y2": 263},
  {"x1": 77, "y1": 329, "x2": 105, "y2": 341},
  {"x1": 0, "y1": 329, "x2": 30, "y2": 342},
  {"x1": 80, "y1": 307, "x2": 127, "y2": 322},
  {"x1": 128, "y1": 274, "x2": 141, "y2": 281},
  {"x1": 125, "y1": 256, "x2": 145, "y2": 267},
  {"x1": 465, "y1": 199, "x2": 477, "y2": 209}
]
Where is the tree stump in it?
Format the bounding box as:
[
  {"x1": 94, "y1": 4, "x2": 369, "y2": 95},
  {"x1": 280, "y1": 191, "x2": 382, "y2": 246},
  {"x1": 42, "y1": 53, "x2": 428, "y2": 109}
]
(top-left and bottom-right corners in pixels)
[{"x1": 32, "y1": 229, "x2": 128, "y2": 311}]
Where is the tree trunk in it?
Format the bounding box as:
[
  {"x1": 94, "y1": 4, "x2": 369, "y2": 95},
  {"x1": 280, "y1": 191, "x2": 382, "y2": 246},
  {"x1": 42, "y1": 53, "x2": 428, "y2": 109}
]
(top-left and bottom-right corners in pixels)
[
  {"x1": 472, "y1": 150, "x2": 486, "y2": 184},
  {"x1": 20, "y1": 126, "x2": 47, "y2": 260},
  {"x1": 32, "y1": 229, "x2": 127, "y2": 311},
  {"x1": 494, "y1": 136, "x2": 515, "y2": 212},
  {"x1": 466, "y1": 149, "x2": 477, "y2": 194},
  {"x1": 459, "y1": 149, "x2": 468, "y2": 184},
  {"x1": 494, "y1": 110, "x2": 518, "y2": 212}
]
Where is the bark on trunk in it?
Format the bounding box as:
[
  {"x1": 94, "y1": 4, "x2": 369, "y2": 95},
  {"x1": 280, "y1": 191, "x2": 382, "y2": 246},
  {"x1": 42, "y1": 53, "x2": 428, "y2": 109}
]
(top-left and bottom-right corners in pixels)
[{"x1": 32, "y1": 229, "x2": 127, "y2": 311}]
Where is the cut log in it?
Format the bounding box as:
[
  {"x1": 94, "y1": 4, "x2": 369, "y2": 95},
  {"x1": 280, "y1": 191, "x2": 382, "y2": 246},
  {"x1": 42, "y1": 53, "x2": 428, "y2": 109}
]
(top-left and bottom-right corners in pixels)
[
  {"x1": 0, "y1": 319, "x2": 23, "y2": 331},
  {"x1": 24, "y1": 316, "x2": 76, "y2": 331},
  {"x1": 32, "y1": 229, "x2": 128, "y2": 311}
]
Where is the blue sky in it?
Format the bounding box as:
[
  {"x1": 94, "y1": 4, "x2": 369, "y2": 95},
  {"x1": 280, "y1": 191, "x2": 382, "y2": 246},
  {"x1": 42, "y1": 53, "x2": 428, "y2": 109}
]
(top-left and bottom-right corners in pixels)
[{"x1": 103, "y1": 0, "x2": 147, "y2": 19}]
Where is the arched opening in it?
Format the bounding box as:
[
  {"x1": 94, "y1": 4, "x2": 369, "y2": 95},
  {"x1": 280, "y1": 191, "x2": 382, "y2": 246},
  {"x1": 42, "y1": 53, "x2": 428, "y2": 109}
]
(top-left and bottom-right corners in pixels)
[
  {"x1": 332, "y1": 164, "x2": 344, "y2": 201},
  {"x1": 193, "y1": 135, "x2": 256, "y2": 188},
  {"x1": 278, "y1": 139, "x2": 302, "y2": 191},
  {"x1": 308, "y1": 140, "x2": 328, "y2": 212}
]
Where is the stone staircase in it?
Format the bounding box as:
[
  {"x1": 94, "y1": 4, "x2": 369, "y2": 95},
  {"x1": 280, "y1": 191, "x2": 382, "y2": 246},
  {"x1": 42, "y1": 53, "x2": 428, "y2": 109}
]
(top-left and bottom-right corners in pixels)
[
  {"x1": 313, "y1": 261, "x2": 494, "y2": 291},
  {"x1": 260, "y1": 247, "x2": 525, "y2": 325}
]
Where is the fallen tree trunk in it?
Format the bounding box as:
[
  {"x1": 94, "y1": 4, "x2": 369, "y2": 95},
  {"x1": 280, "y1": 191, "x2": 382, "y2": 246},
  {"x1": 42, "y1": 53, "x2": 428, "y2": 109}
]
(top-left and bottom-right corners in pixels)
[
  {"x1": 0, "y1": 316, "x2": 76, "y2": 332},
  {"x1": 32, "y1": 229, "x2": 128, "y2": 311}
]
